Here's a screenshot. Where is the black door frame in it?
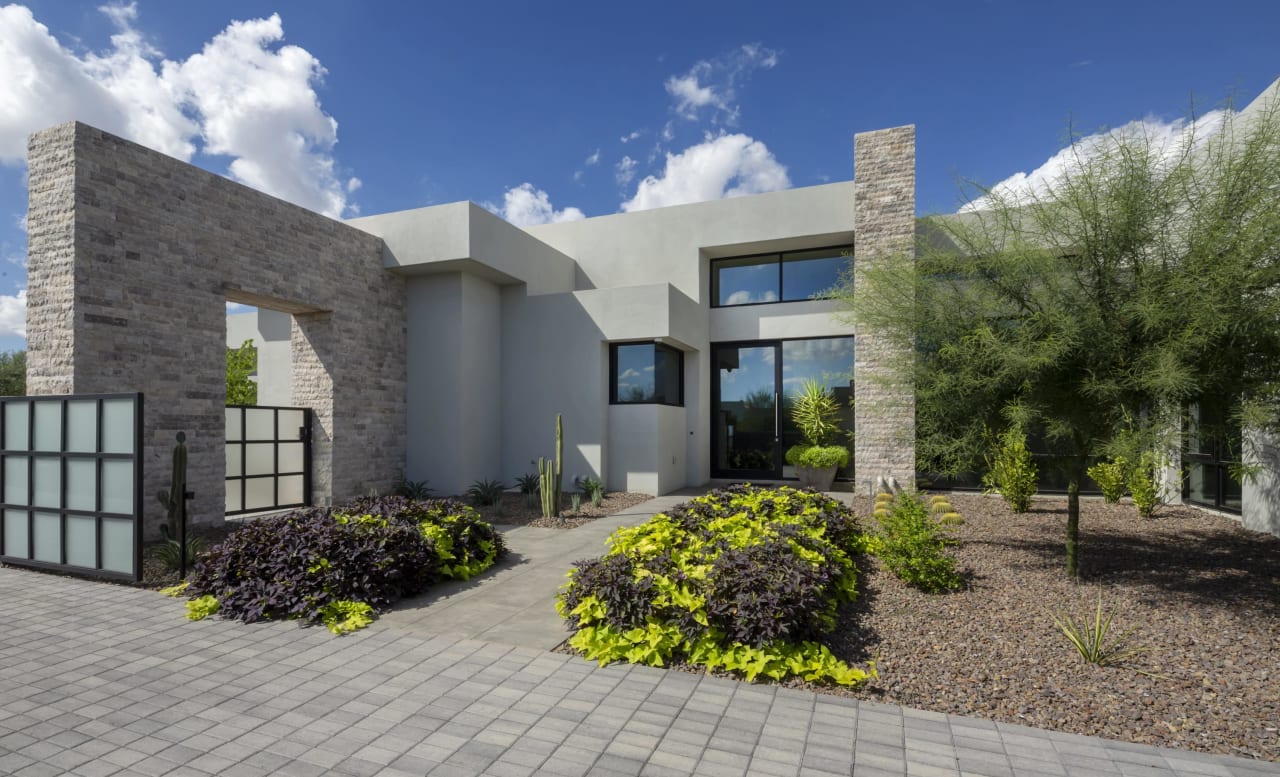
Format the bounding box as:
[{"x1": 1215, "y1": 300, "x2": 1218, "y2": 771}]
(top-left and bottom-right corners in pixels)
[{"x1": 711, "y1": 340, "x2": 784, "y2": 480}]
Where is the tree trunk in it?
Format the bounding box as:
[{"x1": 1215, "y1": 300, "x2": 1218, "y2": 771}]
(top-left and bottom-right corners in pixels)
[{"x1": 1065, "y1": 477, "x2": 1080, "y2": 578}]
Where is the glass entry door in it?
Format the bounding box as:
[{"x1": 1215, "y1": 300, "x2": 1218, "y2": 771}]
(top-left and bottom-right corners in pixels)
[
  {"x1": 713, "y1": 337, "x2": 855, "y2": 480},
  {"x1": 714, "y1": 344, "x2": 780, "y2": 477}
]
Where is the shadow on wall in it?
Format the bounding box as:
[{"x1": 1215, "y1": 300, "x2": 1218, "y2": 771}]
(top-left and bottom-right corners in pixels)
[{"x1": 1244, "y1": 429, "x2": 1280, "y2": 536}]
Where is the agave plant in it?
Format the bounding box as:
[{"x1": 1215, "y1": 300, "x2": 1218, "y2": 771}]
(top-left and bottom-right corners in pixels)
[
  {"x1": 394, "y1": 478, "x2": 434, "y2": 500},
  {"x1": 467, "y1": 478, "x2": 506, "y2": 507},
  {"x1": 1050, "y1": 593, "x2": 1147, "y2": 668}
]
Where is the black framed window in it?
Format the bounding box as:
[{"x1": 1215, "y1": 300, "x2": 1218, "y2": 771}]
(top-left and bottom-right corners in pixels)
[
  {"x1": 712, "y1": 245, "x2": 851, "y2": 307},
  {"x1": 610, "y1": 343, "x2": 683, "y2": 406},
  {"x1": 1183, "y1": 397, "x2": 1242, "y2": 513}
]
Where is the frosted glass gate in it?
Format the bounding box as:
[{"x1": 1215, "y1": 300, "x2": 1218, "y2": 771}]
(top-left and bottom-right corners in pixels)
[
  {"x1": 225, "y1": 405, "x2": 311, "y2": 515},
  {"x1": 0, "y1": 393, "x2": 143, "y2": 581}
]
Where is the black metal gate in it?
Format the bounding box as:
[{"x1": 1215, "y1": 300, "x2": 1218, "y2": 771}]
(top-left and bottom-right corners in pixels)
[
  {"x1": 225, "y1": 405, "x2": 311, "y2": 516},
  {"x1": 0, "y1": 393, "x2": 144, "y2": 581}
]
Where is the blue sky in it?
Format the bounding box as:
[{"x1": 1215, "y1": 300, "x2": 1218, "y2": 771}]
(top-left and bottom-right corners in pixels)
[{"x1": 0, "y1": 1, "x2": 1277, "y2": 353}]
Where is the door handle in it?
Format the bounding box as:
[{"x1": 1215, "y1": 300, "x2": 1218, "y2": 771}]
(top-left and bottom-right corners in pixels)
[{"x1": 775, "y1": 392, "x2": 780, "y2": 441}]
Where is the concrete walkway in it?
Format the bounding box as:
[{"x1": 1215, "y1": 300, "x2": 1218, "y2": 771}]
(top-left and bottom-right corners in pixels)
[
  {"x1": 1, "y1": 567, "x2": 1277, "y2": 777},
  {"x1": 377, "y1": 494, "x2": 694, "y2": 648}
]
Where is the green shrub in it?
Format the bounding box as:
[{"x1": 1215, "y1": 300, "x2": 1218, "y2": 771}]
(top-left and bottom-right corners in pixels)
[
  {"x1": 557, "y1": 484, "x2": 874, "y2": 686},
  {"x1": 1087, "y1": 457, "x2": 1129, "y2": 503},
  {"x1": 147, "y1": 534, "x2": 208, "y2": 571},
  {"x1": 875, "y1": 493, "x2": 962, "y2": 593},
  {"x1": 784, "y1": 444, "x2": 850, "y2": 469},
  {"x1": 1127, "y1": 452, "x2": 1161, "y2": 519},
  {"x1": 982, "y1": 424, "x2": 1038, "y2": 513}
]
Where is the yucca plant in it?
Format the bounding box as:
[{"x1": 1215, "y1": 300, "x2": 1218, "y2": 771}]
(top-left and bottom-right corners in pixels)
[
  {"x1": 394, "y1": 478, "x2": 434, "y2": 500},
  {"x1": 1050, "y1": 593, "x2": 1146, "y2": 668},
  {"x1": 515, "y1": 472, "x2": 541, "y2": 507}
]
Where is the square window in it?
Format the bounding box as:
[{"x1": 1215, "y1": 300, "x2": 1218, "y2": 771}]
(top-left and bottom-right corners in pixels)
[{"x1": 610, "y1": 343, "x2": 683, "y2": 406}]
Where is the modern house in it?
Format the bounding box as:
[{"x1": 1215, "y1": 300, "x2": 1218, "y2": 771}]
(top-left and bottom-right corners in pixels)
[{"x1": 23, "y1": 77, "x2": 1280, "y2": 542}]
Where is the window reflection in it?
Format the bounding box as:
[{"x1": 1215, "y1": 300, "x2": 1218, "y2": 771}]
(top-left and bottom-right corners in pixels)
[{"x1": 712, "y1": 246, "x2": 851, "y2": 307}]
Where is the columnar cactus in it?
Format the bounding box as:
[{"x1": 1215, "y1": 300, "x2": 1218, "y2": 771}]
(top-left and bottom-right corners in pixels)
[{"x1": 538, "y1": 415, "x2": 563, "y2": 518}]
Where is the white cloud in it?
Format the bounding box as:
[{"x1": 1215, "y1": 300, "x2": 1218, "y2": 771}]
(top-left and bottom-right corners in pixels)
[
  {"x1": 14, "y1": 214, "x2": 26, "y2": 234},
  {"x1": 585, "y1": 148, "x2": 600, "y2": 166},
  {"x1": 346, "y1": 177, "x2": 361, "y2": 193},
  {"x1": 725, "y1": 289, "x2": 777, "y2": 305},
  {"x1": 621, "y1": 133, "x2": 790, "y2": 212},
  {"x1": 615, "y1": 156, "x2": 637, "y2": 185},
  {"x1": 0, "y1": 289, "x2": 26, "y2": 337},
  {"x1": 498, "y1": 183, "x2": 585, "y2": 227},
  {"x1": 0, "y1": 4, "x2": 355, "y2": 218},
  {"x1": 620, "y1": 130, "x2": 642, "y2": 143},
  {"x1": 664, "y1": 43, "x2": 778, "y2": 125},
  {"x1": 961, "y1": 110, "x2": 1228, "y2": 212}
]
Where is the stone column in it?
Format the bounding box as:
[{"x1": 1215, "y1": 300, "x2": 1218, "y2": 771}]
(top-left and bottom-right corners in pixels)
[{"x1": 853, "y1": 126, "x2": 916, "y2": 491}]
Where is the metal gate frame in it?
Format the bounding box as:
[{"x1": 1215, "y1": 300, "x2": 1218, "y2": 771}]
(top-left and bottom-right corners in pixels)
[
  {"x1": 0, "y1": 392, "x2": 144, "y2": 582},
  {"x1": 225, "y1": 404, "x2": 312, "y2": 516}
]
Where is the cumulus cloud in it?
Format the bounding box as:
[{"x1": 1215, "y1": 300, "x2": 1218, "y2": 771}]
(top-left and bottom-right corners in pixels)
[
  {"x1": 961, "y1": 111, "x2": 1228, "y2": 212},
  {"x1": 585, "y1": 149, "x2": 600, "y2": 166},
  {"x1": 664, "y1": 43, "x2": 778, "y2": 125},
  {"x1": 620, "y1": 130, "x2": 642, "y2": 143},
  {"x1": 0, "y1": 289, "x2": 27, "y2": 337},
  {"x1": 615, "y1": 156, "x2": 637, "y2": 185},
  {"x1": 725, "y1": 289, "x2": 777, "y2": 305},
  {"x1": 621, "y1": 133, "x2": 790, "y2": 212},
  {"x1": 0, "y1": 4, "x2": 355, "y2": 218},
  {"x1": 498, "y1": 183, "x2": 585, "y2": 227}
]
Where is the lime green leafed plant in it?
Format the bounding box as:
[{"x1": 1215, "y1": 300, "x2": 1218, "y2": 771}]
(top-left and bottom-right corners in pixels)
[
  {"x1": 982, "y1": 424, "x2": 1038, "y2": 513},
  {"x1": 1087, "y1": 457, "x2": 1129, "y2": 503},
  {"x1": 319, "y1": 600, "x2": 375, "y2": 634},
  {"x1": 1050, "y1": 593, "x2": 1146, "y2": 667},
  {"x1": 1127, "y1": 452, "x2": 1162, "y2": 519},
  {"x1": 226, "y1": 339, "x2": 257, "y2": 406},
  {"x1": 557, "y1": 484, "x2": 875, "y2": 687},
  {"x1": 186, "y1": 596, "x2": 219, "y2": 621},
  {"x1": 792, "y1": 379, "x2": 841, "y2": 445}
]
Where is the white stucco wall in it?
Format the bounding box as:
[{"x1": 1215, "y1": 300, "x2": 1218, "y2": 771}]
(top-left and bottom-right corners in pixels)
[
  {"x1": 225, "y1": 308, "x2": 293, "y2": 406},
  {"x1": 1243, "y1": 429, "x2": 1280, "y2": 536},
  {"x1": 404, "y1": 273, "x2": 501, "y2": 496},
  {"x1": 608, "y1": 404, "x2": 686, "y2": 495}
]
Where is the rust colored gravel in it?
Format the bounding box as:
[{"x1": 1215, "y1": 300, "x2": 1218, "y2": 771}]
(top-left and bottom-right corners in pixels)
[
  {"x1": 822, "y1": 494, "x2": 1279, "y2": 761},
  {"x1": 469, "y1": 491, "x2": 654, "y2": 529}
]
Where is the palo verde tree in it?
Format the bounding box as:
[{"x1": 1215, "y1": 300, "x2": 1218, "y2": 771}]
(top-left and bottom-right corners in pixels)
[
  {"x1": 226, "y1": 339, "x2": 258, "y2": 406},
  {"x1": 843, "y1": 87, "x2": 1280, "y2": 576}
]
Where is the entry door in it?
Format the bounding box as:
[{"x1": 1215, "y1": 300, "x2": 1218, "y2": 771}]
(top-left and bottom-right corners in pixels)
[{"x1": 713, "y1": 343, "x2": 782, "y2": 478}]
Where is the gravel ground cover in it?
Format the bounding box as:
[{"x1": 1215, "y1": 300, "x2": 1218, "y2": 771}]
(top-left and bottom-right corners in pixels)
[{"x1": 825, "y1": 493, "x2": 1279, "y2": 761}]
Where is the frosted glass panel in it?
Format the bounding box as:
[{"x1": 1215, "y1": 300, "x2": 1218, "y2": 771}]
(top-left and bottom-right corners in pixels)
[
  {"x1": 101, "y1": 517, "x2": 132, "y2": 574},
  {"x1": 279, "y1": 443, "x2": 304, "y2": 473},
  {"x1": 4, "y1": 456, "x2": 28, "y2": 505},
  {"x1": 67, "y1": 401, "x2": 97, "y2": 453},
  {"x1": 226, "y1": 445, "x2": 242, "y2": 477},
  {"x1": 66, "y1": 515, "x2": 96, "y2": 568},
  {"x1": 246, "y1": 409, "x2": 274, "y2": 441},
  {"x1": 245, "y1": 444, "x2": 274, "y2": 477},
  {"x1": 33, "y1": 511, "x2": 60, "y2": 563},
  {"x1": 33, "y1": 457, "x2": 61, "y2": 509},
  {"x1": 33, "y1": 402, "x2": 61, "y2": 451},
  {"x1": 225, "y1": 408, "x2": 242, "y2": 442},
  {"x1": 4, "y1": 402, "x2": 28, "y2": 450},
  {"x1": 101, "y1": 399, "x2": 134, "y2": 454},
  {"x1": 279, "y1": 475, "x2": 304, "y2": 505},
  {"x1": 66, "y1": 458, "x2": 96, "y2": 511},
  {"x1": 278, "y1": 410, "x2": 305, "y2": 441},
  {"x1": 244, "y1": 477, "x2": 274, "y2": 510},
  {"x1": 102, "y1": 460, "x2": 133, "y2": 514},
  {"x1": 225, "y1": 480, "x2": 241, "y2": 513},
  {"x1": 3, "y1": 510, "x2": 28, "y2": 558}
]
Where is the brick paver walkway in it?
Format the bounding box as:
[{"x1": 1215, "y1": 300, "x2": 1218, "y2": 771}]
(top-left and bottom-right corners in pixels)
[{"x1": 1, "y1": 567, "x2": 1277, "y2": 777}]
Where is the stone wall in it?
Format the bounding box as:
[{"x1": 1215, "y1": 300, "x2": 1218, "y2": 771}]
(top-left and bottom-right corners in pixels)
[
  {"x1": 852, "y1": 126, "x2": 916, "y2": 490},
  {"x1": 26, "y1": 122, "x2": 406, "y2": 535}
]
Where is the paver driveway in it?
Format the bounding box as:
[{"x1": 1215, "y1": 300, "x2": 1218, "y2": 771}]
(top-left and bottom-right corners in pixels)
[{"x1": 1, "y1": 567, "x2": 1277, "y2": 777}]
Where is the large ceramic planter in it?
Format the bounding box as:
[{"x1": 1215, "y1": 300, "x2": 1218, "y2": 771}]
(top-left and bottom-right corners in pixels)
[{"x1": 796, "y1": 464, "x2": 839, "y2": 492}]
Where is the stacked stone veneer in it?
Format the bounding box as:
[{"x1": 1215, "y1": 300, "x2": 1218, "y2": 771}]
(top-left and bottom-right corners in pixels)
[
  {"x1": 26, "y1": 122, "x2": 406, "y2": 536},
  {"x1": 853, "y1": 126, "x2": 916, "y2": 489}
]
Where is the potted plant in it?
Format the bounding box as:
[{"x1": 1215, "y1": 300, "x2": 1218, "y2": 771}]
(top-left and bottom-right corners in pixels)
[{"x1": 784, "y1": 379, "x2": 850, "y2": 491}]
